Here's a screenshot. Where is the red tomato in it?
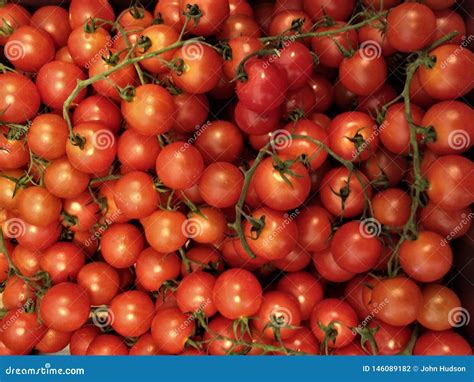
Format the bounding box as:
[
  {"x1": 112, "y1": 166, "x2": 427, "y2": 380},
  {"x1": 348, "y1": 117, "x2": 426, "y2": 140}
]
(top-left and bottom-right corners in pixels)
[
  {"x1": 151, "y1": 307, "x2": 195, "y2": 354},
  {"x1": 31, "y1": 6, "x2": 71, "y2": 48},
  {"x1": 213, "y1": 268, "x2": 263, "y2": 319},
  {"x1": 69, "y1": 0, "x2": 115, "y2": 30},
  {"x1": 176, "y1": 271, "x2": 217, "y2": 317},
  {"x1": 413, "y1": 331, "x2": 471, "y2": 355},
  {"x1": 86, "y1": 335, "x2": 129, "y2": 355},
  {"x1": 136, "y1": 248, "x2": 181, "y2": 291},
  {"x1": 77, "y1": 262, "x2": 120, "y2": 305},
  {"x1": 310, "y1": 299, "x2": 358, "y2": 349},
  {"x1": 0, "y1": 3, "x2": 31, "y2": 45},
  {"x1": 0, "y1": 311, "x2": 47, "y2": 354},
  {"x1": 372, "y1": 188, "x2": 411, "y2": 228},
  {"x1": 0, "y1": 73, "x2": 40, "y2": 123},
  {"x1": 39, "y1": 282, "x2": 90, "y2": 332},
  {"x1": 417, "y1": 284, "x2": 461, "y2": 331},
  {"x1": 73, "y1": 95, "x2": 122, "y2": 133},
  {"x1": 143, "y1": 210, "x2": 187, "y2": 253},
  {"x1": 40, "y1": 242, "x2": 86, "y2": 284},
  {"x1": 110, "y1": 291, "x2": 155, "y2": 337},
  {"x1": 101, "y1": 223, "x2": 144, "y2": 269},
  {"x1": 303, "y1": 0, "x2": 354, "y2": 21},
  {"x1": 179, "y1": 0, "x2": 229, "y2": 36},
  {"x1": 69, "y1": 326, "x2": 100, "y2": 355}
]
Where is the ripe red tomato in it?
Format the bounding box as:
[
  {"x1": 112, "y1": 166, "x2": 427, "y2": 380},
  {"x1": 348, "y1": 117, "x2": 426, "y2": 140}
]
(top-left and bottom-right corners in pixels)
[
  {"x1": 310, "y1": 299, "x2": 357, "y2": 349},
  {"x1": 101, "y1": 223, "x2": 145, "y2": 269},
  {"x1": 425, "y1": 155, "x2": 474, "y2": 210},
  {"x1": 274, "y1": 42, "x2": 313, "y2": 90},
  {"x1": 236, "y1": 59, "x2": 288, "y2": 113},
  {"x1": 204, "y1": 315, "x2": 250, "y2": 355},
  {"x1": 35, "y1": 328, "x2": 72, "y2": 354},
  {"x1": 5, "y1": 26, "x2": 55, "y2": 72},
  {"x1": 339, "y1": 50, "x2": 387, "y2": 96},
  {"x1": 44, "y1": 157, "x2": 90, "y2": 199},
  {"x1": 0, "y1": 73, "x2": 40, "y2": 123},
  {"x1": 142, "y1": 210, "x2": 187, "y2": 253},
  {"x1": 328, "y1": 111, "x2": 378, "y2": 161},
  {"x1": 303, "y1": 0, "x2": 354, "y2": 21},
  {"x1": 69, "y1": 0, "x2": 115, "y2": 30},
  {"x1": 11, "y1": 245, "x2": 40, "y2": 277},
  {"x1": 254, "y1": 291, "x2": 302, "y2": 340},
  {"x1": 331, "y1": 221, "x2": 382, "y2": 273},
  {"x1": 171, "y1": 44, "x2": 223, "y2": 94},
  {"x1": 0, "y1": 311, "x2": 47, "y2": 354},
  {"x1": 36, "y1": 61, "x2": 87, "y2": 110},
  {"x1": 420, "y1": 202, "x2": 472, "y2": 239},
  {"x1": 28, "y1": 114, "x2": 69, "y2": 160},
  {"x1": 69, "y1": 326, "x2": 100, "y2": 355},
  {"x1": 213, "y1": 268, "x2": 263, "y2": 319},
  {"x1": 31, "y1": 6, "x2": 71, "y2": 48},
  {"x1": 417, "y1": 284, "x2": 461, "y2": 331},
  {"x1": 40, "y1": 242, "x2": 86, "y2": 284},
  {"x1": 176, "y1": 271, "x2": 217, "y2": 317},
  {"x1": 0, "y1": 3, "x2": 31, "y2": 46},
  {"x1": 16, "y1": 186, "x2": 62, "y2": 227},
  {"x1": 423, "y1": 101, "x2": 473, "y2": 155},
  {"x1": 73, "y1": 95, "x2": 122, "y2": 133},
  {"x1": 413, "y1": 331, "x2": 471, "y2": 355},
  {"x1": 372, "y1": 188, "x2": 411, "y2": 228},
  {"x1": 277, "y1": 272, "x2": 324, "y2": 320},
  {"x1": 371, "y1": 277, "x2": 422, "y2": 326},
  {"x1": 39, "y1": 282, "x2": 90, "y2": 332},
  {"x1": 68, "y1": 27, "x2": 111, "y2": 68},
  {"x1": 122, "y1": 84, "x2": 175, "y2": 136},
  {"x1": 386, "y1": 2, "x2": 436, "y2": 52},
  {"x1": 319, "y1": 167, "x2": 372, "y2": 218},
  {"x1": 418, "y1": 44, "x2": 474, "y2": 100},
  {"x1": 151, "y1": 307, "x2": 195, "y2": 354},
  {"x1": 295, "y1": 206, "x2": 332, "y2": 252},
  {"x1": 86, "y1": 335, "x2": 129, "y2": 356},
  {"x1": 254, "y1": 156, "x2": 311, "y2": 211},
  {"x1": 136, "y1": 248, "x2": 181, "y2": 291},
  {"x1": 366, "y1": 321, "x2": 411, "y2": 355},
  {"x1": 110, "y1": 291, "x2": 155, "y2": 337},
  {"x1": 179, "y1": 0, "x2": 229, "y2": 36},
  {"x1": 77, "y1": 262, "x2": 120, "y2": 305},
  {"x1": 399, "y1": 231, "x2": 453, "y2": 282}
]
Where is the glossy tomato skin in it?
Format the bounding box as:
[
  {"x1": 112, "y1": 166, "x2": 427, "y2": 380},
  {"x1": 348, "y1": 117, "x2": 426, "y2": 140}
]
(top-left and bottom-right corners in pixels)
[
  {"x1": 277, "y1": 272, "x2": 324, "y2": 320},
  {"x1": 420, "y1": 202, "x2": 472, "y2": 239},
  {"x1": 117, "y1": 130, "x2": 161, "y2": 171},
  {"x1": 44, "y1": 157, "x2": 90, "y2": 199},
  {"x1": 0, "y1": 4, "x2": 31, "y2": 45},
  {"x1": 413, "y1": 331, "x2": 472, "y2": 355},
  {"x1": 122, "y1": 84, "x2": 174, "y2": 136},
  {"x1": 419, "y1": 44, "x2": 474, "y2": 100},
  {"x1": 339, "y1": 51, "x2": 387, "y2": 96},
  {"x1": 179, "y1": 0, "x2": 229, "y2": 36},
  {"x1": 244, "y1": 207, "x2": 298, "y2": 261},
  {"x1": 77, "y1": 262, "x2": 120, "y2": 305},
  {"x1": 39, "y1": 282, "x2": 90, "y2": 332},
  {"x1": 110, "y1": 291, "x2": 155, "y2": 337},
  {"x1": 254, "y1": 156, "x2": 311, "y2": 211},
  {"x1": 433, "y1": 9, "x2": 466, "y2": 44},
  {"x1": 176, "y1": 271, "x2": 217, "y2": 317},
  {"x1": 35, "y1": 328, "x2": 72, "y2": 354},
  {"x1": 272, "y1": 247, "x2": 312, "y2": 272},
  {"x1": 311, "y1": 23, "x2": 358, "y2": 68},
  {"x1": 69, "y1": 0, "x2": 115, "y2": 30},
  {"x1": 399, "y1": 231, "x2": 453, "y2": 282},
  {"x1": 11, "y1": 245, "x2": 40, "y2": 277},
  {"x1": 213, "y1": 268, "x2": 263, "y2": 320},
  {"x1": 66, "y1": 122, "x2": 118, "y2": 174},
  {"x1": 151, "y1": 307, "x2": 195, "y2": 354},
  {"x1": 295, "y1": 206, "x2": 332, "y2": 252},
  {"x1": 254, "y1": 291, "x2": 302, "y2": 340},
  {"x1": 36, "y1": 61, "x2": 87, "y2": 110},
  {"x1": 425, "y1": 155, "x2": 473, "y2": 210},
  {"x1": 101, "y1": 223, "x2": 144, "y2": 269},
  {"x1": 0, "y1": 73, "x2": 40, "y2": 123},
  {"x1": 319, "y1": 167, "x2": 372, "y2": 218},
  {"x1": 204, "y1": 315, "x2": 251, "y2": 355},
  {"x1": 371, "y1": 277, "x2": 422, "y2": 326},
  {"x1": 143, "y1": 210, "x2": 187, "y2": 253},
  {"x1": 331, "y1": 221, "x2": 383, "y2": 273},
  {"x1": 171, "y1": 44, "x2": 223, "y2": 94},
  {"x1": 423, "y1": 101, "x2": 474, "y2": 155},
  {"x1": 28, "y1": 114, "x2": 69, "y2": 161},
  {"x1": 31, "y1": 6, "x2": 71, "y2": 48},
  {"x1": 136, "y1": 249, "x2": 181, "y2": 291},
  {"x1": 304, "y1": 0, "x2": 354, "y2": 21},
  {"x1": 274, "y1": 42, "x2": 314, "y2": 90},
  {"x1": 86, "y1": 335, "x2": 129, "y2": 356},
  {"x1": 372, "y1": 188, "x2": 411, "y2": 228},
  {"x1": 417, "y1": 284, "x2": 461, "y2": 331},
  {"x1": 73, "y1": 96, "x2": 122, "y2": 133},
  {"x1": 5, "y1": 26, "x2": 55, "y2": 72},
  {"x1": 236, "y1": 59, "x2": 288, "y2": 113},
  {"x1": 156, "y1": 142, "x2": 205, "y2": 190},
  {"x1": 310, "y1": 299, "x2": 358, "y2": 349},
  {"x1": 367, "y1": 321, "x2": 411, "y2": 355},
  {"x1": 113, "y1": 171, "x2": 159, "y2": 219},
  {"x1": 40, "y1": 242, "x2": 86, "y2": 284},
  {"x1": 386, "y1": 2, "x2": 436, "y2": 52},
  {"x1": 0, "y1": 311, "x2": 47, "y2": 354},
  {"x1": 361, "y1": 149, "x2": 407, "y2": 187},
  {"x1": 16, "y1": 221, "x2": 61, "y2": 251},
  {"x1": 328, "y1": 111, "x2": 378, "y2": 161},
  {"x1": 16, "y1": 186, "x2": 62, "y2": 227},
  {"x1": 68, "y1": 27, "x2": 112, "y2": 68},
  {"x1": 69, "y1": 326, "x2": 100, "y2": 355}
]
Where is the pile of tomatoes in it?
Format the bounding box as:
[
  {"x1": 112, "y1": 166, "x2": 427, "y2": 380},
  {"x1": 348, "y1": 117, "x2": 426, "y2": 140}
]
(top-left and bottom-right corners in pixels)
[{"x1": 0, "y1": 0, "x2": 473, "y2": 356}]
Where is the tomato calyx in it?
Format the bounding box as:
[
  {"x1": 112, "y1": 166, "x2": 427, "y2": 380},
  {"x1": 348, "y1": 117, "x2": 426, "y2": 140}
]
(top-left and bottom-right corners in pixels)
[
  {"x1": 128, "y1": 4, "x2": 147, "y2": 21},
  {"x1": 119, "y1": 85, "x2": 136, "y2": 102},
  {"x1": 0, "y1": 18, "x2": 14, "y2": 38},
  {"x1": 318, "y1": 320, "x2": 341, "y2": 355},
  {"x1": 354, "y1": 325, "x2": 379, "y2": 355},
  {"x1": 137, "y1": 35, "x2": 152, "y2": 53},
  {"x1": 183, "y1": 4, "x2": 203, "y2": 28}
]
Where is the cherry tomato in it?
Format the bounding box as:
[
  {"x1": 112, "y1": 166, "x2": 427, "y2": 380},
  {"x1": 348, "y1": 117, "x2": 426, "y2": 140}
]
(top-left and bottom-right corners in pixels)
[
  {"x1": 0, "y1": 311, "x2": 47, "y2": 354},
  {"x1": 176, "y1": 271, "x2": 217, "y2": 317},
  {"x1": 73, "y1": 96, "x2": 122, "y2": 133},
  {"x1": 86, "y1": 335, "x2": 128, "y2": 356},
  {"x1": 44, "y1": 157, "x2": 90, "y2": 199},
  {"x1": 101, "y1": 223, "x2": 144, "y2": 269},
  {"x1": 372, "y1": 188, "x2": 411, "y2": 228},
  {"x1": 69, "y1": 326, "x2": 101, "y2": 355},
  {"x1": 417, "y1": 284, "x2": 461, "y2": 331},
  {"x1": 303, "y1": 0, "x2": 354, "y2": 21},
  {"x1": 204, "y1": 315, "x2": 250, "y2": 355},
  {"x1": 0, "y1": 73, "x2": 40, "y2": 123},
  {"x1": 413, "y1": 331, "x2": 471, "y2": 355},
  {"x1": 40, "y1": 242, "x2": 85, "y2": 284},
  {"x1": 77, "y1": 262, "x2": 120, "y2": 305},
  {"x1": 151, "y1": 307, "x2": 195, "y2": 354},
  {"x1": 31, "y1": 6, "x2": 71, "y2": 48},
  {"x1": 16, "y1": 186, "x2": 62, "y2": 227},
  {"x1": 142, "y1": 210, "x2": 187, "y2": 253},
  {"x1": 39, "y1": 282, "x2": 90, "y2": 332},
  {"x1": 69, "y1": 0, "x2": 115, "y2": 30},
  {"x1": 136, "y1": 248, "x2": 181, "y2": 291},
  {"x1": 35, "y1": 328, "x2": 72, "y2": 354}
]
